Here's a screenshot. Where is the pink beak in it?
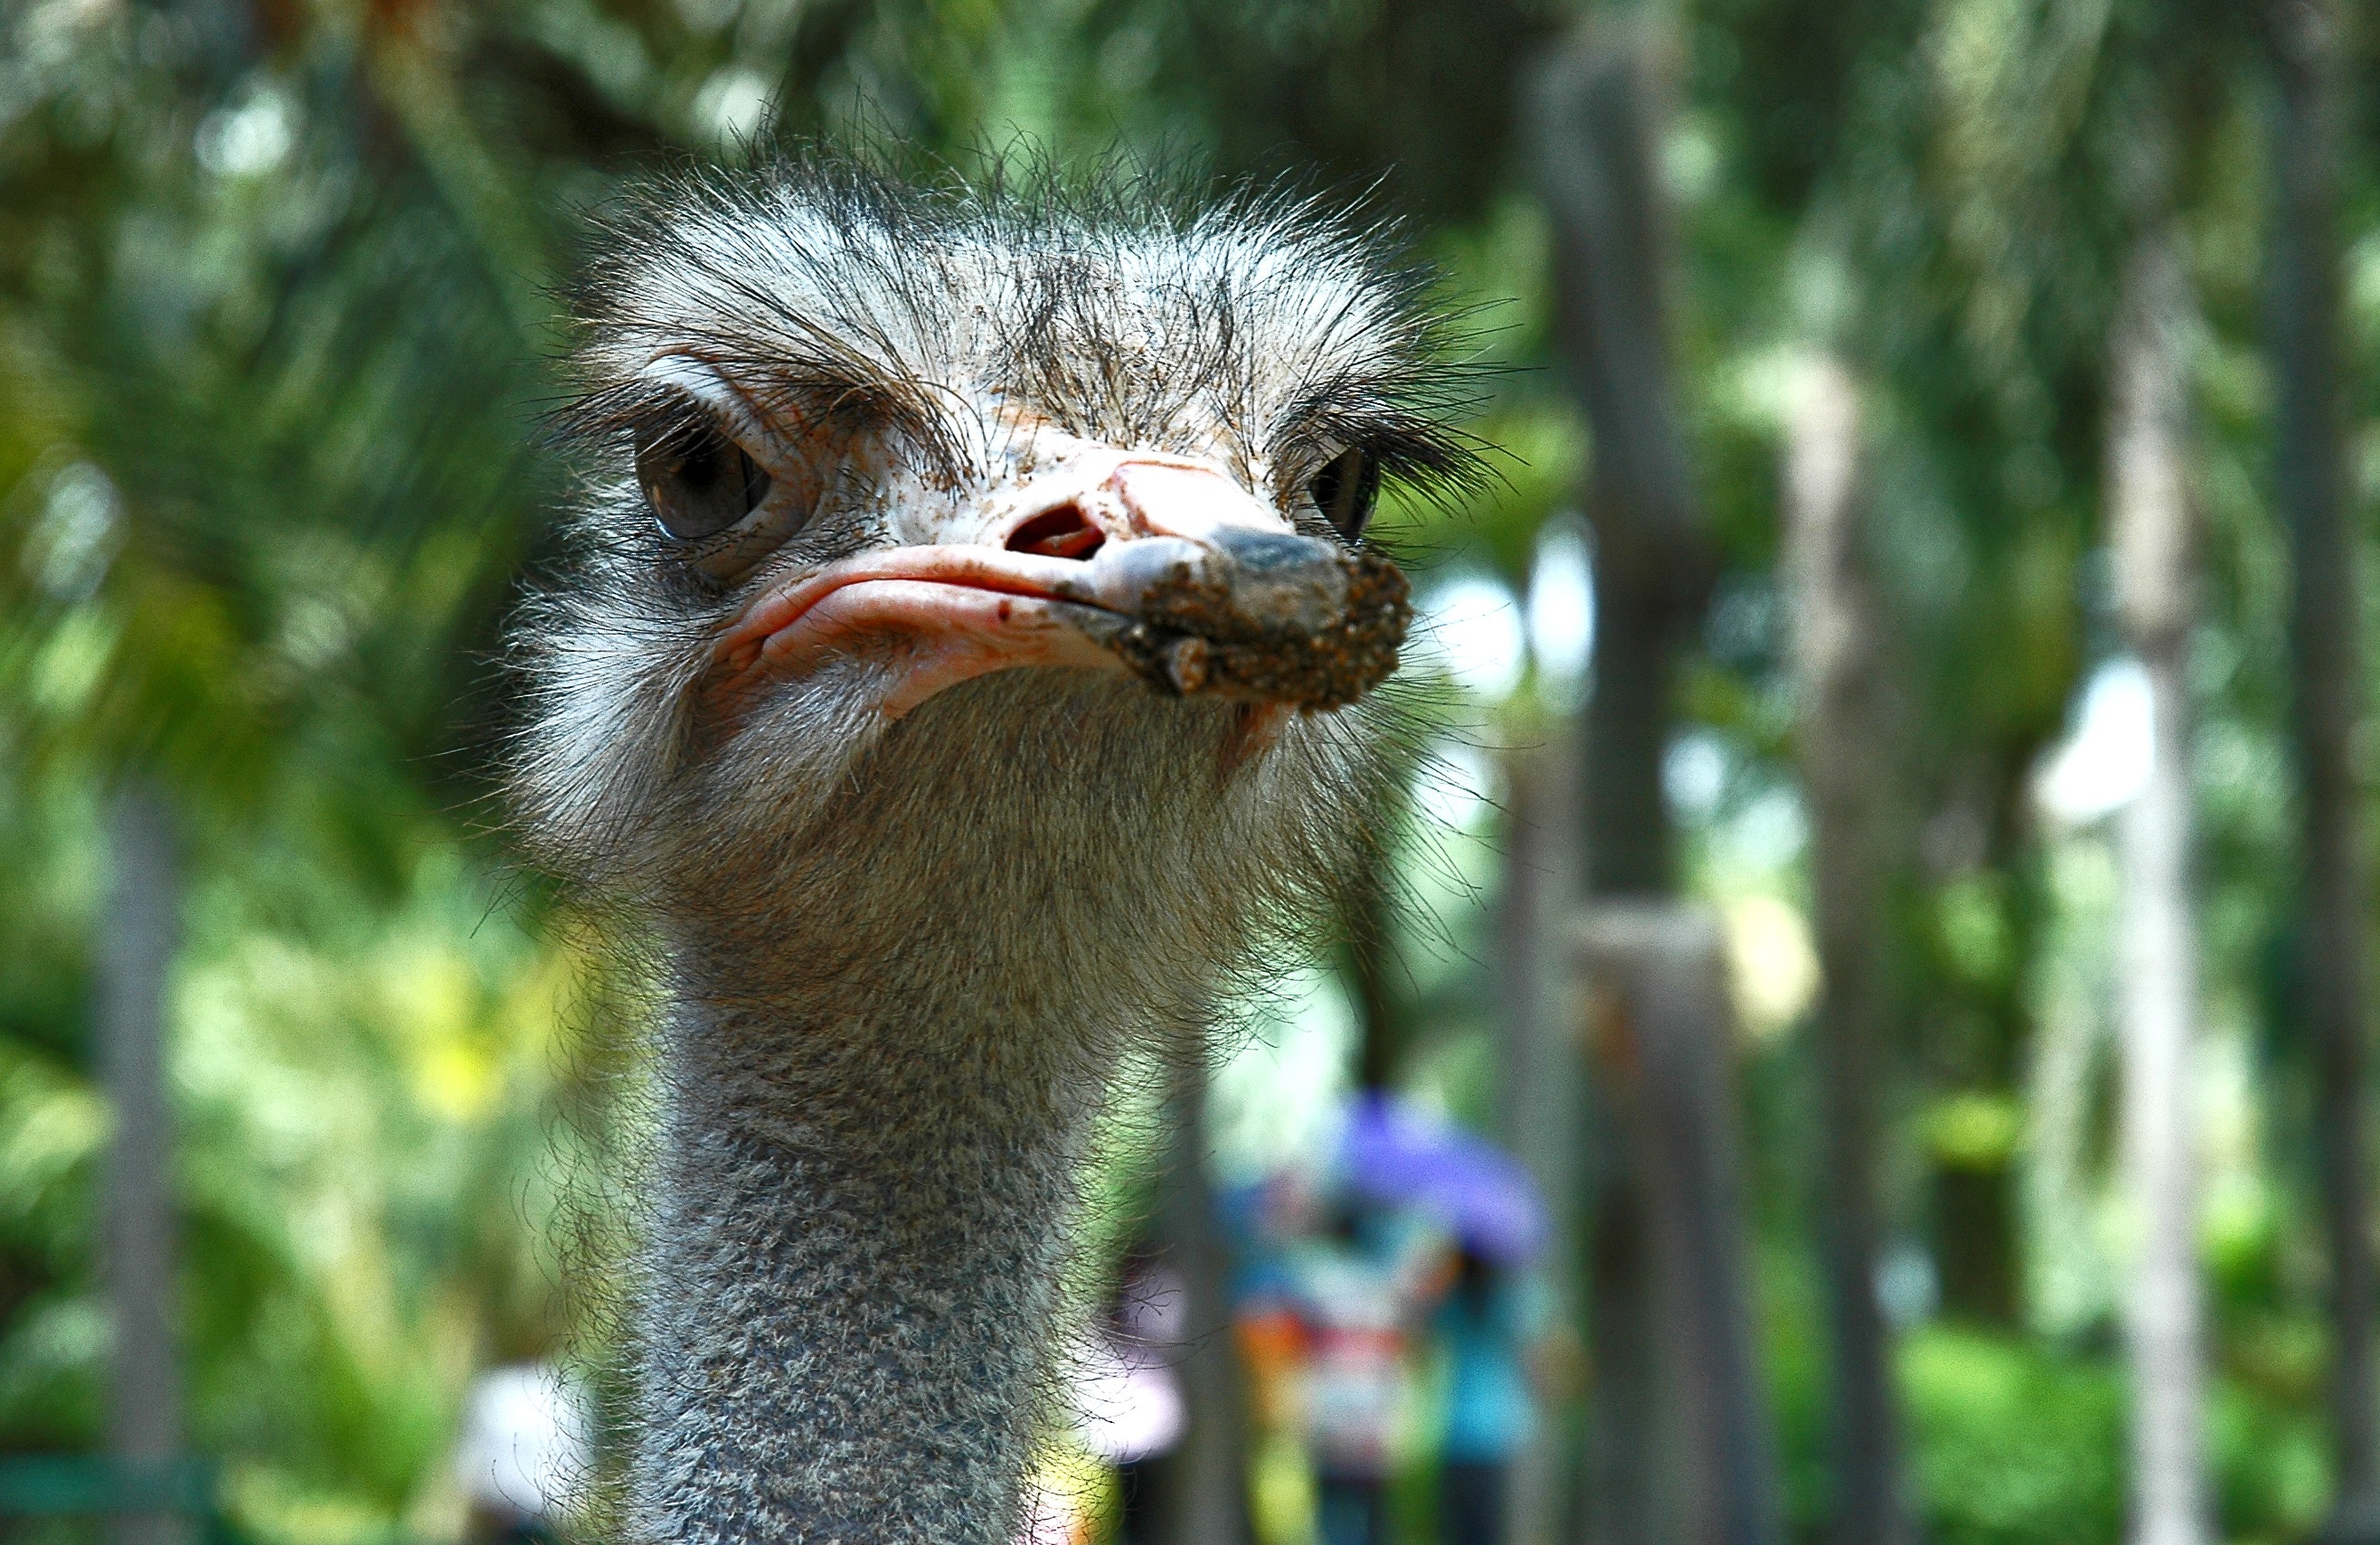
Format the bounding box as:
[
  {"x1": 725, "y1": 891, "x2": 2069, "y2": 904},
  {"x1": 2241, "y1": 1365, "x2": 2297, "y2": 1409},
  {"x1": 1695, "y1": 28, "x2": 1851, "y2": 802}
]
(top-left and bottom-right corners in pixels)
[{"x1": 708, "y1": 457, "x2": 1409, "y2": 723}]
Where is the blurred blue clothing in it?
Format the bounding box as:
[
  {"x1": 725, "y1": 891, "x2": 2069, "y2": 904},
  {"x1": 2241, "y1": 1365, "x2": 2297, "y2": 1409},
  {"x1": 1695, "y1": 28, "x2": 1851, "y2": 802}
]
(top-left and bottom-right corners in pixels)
[{"x1": 1436, "y1": 1279, "x2": 1532, "y2": 1461}]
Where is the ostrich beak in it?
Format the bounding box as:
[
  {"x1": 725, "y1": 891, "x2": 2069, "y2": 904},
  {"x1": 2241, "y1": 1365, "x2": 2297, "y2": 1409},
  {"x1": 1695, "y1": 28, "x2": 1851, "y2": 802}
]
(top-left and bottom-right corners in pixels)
[{"x1": 708, "y1": 456, "x2": 1411, "y2": 721}]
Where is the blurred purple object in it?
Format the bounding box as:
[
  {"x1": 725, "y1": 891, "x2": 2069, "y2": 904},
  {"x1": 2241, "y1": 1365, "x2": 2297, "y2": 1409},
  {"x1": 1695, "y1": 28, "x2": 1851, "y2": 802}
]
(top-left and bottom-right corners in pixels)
[{"x1": 1336, "y1": 1093, "x2": 1544, "y2": 1263}]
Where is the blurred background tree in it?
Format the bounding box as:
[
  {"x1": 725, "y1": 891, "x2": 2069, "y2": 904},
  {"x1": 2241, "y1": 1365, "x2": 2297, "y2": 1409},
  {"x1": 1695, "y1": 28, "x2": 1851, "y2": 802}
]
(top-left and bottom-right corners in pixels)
[{"x1": 3, "y1": 1, "x2": 2379, "y2": 1543}]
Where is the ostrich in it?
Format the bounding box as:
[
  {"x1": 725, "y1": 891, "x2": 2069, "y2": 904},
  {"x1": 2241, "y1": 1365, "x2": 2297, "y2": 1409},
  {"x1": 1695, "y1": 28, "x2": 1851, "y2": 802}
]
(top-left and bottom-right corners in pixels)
[{"x1": 512, "y1": 158, "x2": 1474, "y2": 1545}]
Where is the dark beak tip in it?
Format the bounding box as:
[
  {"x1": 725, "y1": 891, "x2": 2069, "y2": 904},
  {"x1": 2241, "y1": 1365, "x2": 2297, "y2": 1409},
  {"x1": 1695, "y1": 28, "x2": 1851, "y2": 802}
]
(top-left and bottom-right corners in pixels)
[
  {"x1": 1124, "y1": 541, "x2": 1412, "y2": 710},
  {"x1": 1207, "y1": 527, "x2": 1340, "y2": 574},
  {"x1": 1070, "y1": 528, "x2": 1410, "y2": 707}
]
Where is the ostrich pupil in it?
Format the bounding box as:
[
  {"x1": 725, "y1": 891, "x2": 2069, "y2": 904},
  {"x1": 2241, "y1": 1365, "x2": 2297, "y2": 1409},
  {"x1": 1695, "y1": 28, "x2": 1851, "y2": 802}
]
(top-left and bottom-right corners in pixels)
[
  {"x1": 638, "y1": 421, "x2": 771, "y2": 542},
  {"x1": 1310, "y1": 446, "x2": 1380, "y2": 541}
]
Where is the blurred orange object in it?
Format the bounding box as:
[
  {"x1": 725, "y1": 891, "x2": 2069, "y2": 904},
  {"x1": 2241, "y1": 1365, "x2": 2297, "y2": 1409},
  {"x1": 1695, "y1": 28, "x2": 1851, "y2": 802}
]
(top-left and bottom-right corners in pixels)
[{"x1": 1236, "y1": 1305, "x2": 1311, "y2": 1429}]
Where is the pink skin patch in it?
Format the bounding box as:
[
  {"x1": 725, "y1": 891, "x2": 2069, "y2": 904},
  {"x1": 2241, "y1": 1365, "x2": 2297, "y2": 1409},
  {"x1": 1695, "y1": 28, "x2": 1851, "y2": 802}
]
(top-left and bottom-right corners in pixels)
[
  {"x1": 751, "y1": 580, "x2": 1125, "y2": 721},
  {"x1": 704, "y1": 457, "x2": 1316, "y2": 769}
]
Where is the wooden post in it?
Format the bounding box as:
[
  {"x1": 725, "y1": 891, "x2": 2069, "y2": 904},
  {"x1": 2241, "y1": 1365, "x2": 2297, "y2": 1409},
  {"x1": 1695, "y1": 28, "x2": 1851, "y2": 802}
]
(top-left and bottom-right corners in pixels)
[
  {"x1": 99, "y1": 786, "x2": 185, "y2": 1545},
  {"x1": 1572, "y1": 906, "x2": 1781, "y2": 1545}
]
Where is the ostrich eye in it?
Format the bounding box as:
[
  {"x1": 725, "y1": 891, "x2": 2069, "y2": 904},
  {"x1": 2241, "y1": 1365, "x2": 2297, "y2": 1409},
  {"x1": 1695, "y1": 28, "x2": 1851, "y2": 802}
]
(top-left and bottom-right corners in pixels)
[
  {"x1": 637, "y1": 420, "x2": 771, "y2": 543},
  {"x1": 1308, "y1": 447, "x2": 1380, "y2": 542}
]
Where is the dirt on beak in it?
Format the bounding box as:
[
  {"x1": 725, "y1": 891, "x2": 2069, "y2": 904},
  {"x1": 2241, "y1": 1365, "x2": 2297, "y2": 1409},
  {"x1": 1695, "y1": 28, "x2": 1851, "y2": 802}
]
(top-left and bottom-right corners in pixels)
[{"x1": 1054, "y1": 531, "x2": 1412, "y2": 711}]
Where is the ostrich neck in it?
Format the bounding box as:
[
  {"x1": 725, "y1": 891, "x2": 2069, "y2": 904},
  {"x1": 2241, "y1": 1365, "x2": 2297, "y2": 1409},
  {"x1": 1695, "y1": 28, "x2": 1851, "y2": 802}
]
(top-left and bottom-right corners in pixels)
[{"x1": 631, "y1": 945, "x2": 1106, "y2": 1545}]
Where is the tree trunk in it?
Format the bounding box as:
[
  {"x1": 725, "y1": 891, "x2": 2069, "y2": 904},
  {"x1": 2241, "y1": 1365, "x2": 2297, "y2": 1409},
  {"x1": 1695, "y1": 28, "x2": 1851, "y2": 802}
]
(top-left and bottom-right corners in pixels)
[
  {"x1": 2110, "y1": 226, "x2": 2210, "y2": 1545},
  {"x1": 1572, "y1": 908, "x2": 1781, "y2": 1545},
  {"x1": 1781, "y1": 355, "x2": 1912, "y2": 1545},
  {"x1": 99, "y1": 786, "x2": 185, "y2": 1545},
  {"x1": 1527, "y1": 22, "x2": 1713, "y2": 905},
  {"x1": 2265, "y1": 4, "x2": 2379, "y2": 1534}
]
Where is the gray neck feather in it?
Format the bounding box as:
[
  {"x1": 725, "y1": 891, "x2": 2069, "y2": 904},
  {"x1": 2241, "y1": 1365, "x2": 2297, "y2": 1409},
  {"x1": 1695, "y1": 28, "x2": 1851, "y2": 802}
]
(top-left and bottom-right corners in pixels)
[
  {"x1": 628, "y1": 966, "x2": 1104, "y2": 1545},
  {"x1": 602, "y1": 677, "x2": 1322, "y2": 1544}
]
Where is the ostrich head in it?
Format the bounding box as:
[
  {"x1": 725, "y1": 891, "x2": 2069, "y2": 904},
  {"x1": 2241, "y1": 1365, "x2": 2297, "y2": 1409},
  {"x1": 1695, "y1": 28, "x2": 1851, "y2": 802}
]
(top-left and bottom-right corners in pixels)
[{"x1": 512, "y1": 160, "x2": 1473, "y2": 1545}]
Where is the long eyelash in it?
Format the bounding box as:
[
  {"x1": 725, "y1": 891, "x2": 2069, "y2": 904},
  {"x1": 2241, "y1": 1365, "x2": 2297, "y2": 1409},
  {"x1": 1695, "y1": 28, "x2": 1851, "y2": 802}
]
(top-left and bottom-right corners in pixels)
[
  {"x1": 551, "y1": 367, "x2": 961, "y2": 494},
  {"x1": 1280, "y1": 414, "x2": 1493, "y2": 511},
  {"x1": 553, "y1": 380, "x2": 714, "y2": 456},
  {"x1": 1275, "y1": 349, "x2": 1497, "y2": 508}
]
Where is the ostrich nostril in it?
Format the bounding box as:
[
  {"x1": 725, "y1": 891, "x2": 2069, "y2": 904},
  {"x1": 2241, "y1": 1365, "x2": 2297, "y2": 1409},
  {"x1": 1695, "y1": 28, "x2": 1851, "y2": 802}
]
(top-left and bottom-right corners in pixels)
[{"x1": 1006, "y1": 504, "x2": 1107, "y2": 561}]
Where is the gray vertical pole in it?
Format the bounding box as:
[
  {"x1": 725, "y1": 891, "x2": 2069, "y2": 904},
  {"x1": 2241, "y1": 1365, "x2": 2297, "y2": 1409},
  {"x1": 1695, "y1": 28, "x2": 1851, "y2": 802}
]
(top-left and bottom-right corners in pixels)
[
  {"x1": 1496, "y1": 732, "x2": 1587, "y2": 1545},
  {"x1": 99, "y1": 785, "x2": 184, "y2": 1545},
  {"x1": 1158, "y1": 1047, "x2": 1248, "y2": 1545}
]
